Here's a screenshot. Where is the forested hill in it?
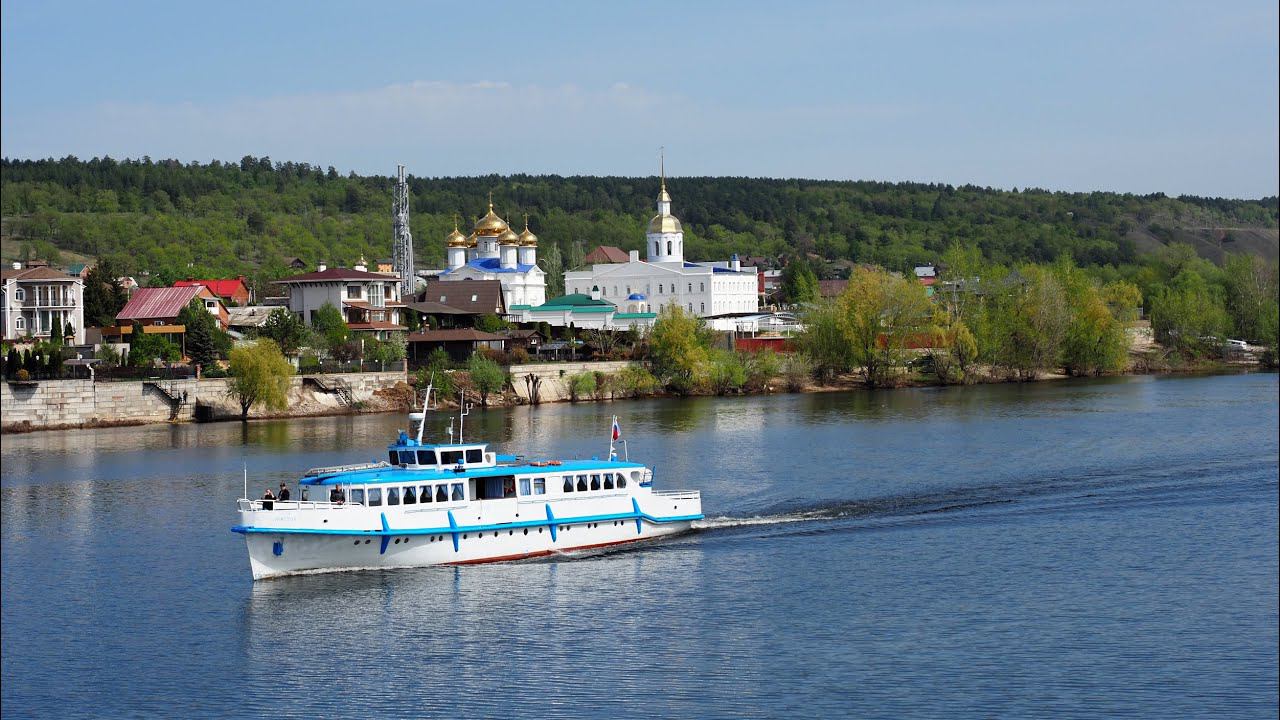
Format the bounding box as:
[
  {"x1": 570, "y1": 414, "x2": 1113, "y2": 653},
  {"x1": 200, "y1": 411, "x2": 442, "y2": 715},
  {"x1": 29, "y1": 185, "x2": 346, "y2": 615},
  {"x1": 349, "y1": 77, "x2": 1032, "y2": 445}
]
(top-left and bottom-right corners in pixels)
[{"x1": 2, "y1": 156, "x2": 1276, "y2": 293}]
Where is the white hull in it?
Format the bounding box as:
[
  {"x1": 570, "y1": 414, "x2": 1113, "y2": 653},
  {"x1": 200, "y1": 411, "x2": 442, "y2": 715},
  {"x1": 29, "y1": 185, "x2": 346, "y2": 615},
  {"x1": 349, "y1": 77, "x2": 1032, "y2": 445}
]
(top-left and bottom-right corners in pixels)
[
  {"x1": 244, "y1": 518, "x2": 693, "y2": 580},
  {"x1": 238, "y1": 491, "x2": 701, "y2": 580}
]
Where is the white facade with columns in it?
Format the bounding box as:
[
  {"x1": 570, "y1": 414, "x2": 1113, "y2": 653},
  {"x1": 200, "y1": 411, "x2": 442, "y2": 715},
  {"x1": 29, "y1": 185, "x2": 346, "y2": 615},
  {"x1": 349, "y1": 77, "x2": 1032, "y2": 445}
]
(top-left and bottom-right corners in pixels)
[{"x1": 563, "y1": 179, "x2": 757, "y2": 318}]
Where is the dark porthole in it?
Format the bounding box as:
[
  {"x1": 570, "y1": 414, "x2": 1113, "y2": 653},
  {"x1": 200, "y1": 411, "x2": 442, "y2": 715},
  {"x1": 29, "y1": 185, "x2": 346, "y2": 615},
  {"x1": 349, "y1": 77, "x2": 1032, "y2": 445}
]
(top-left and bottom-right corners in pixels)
[
  {"x1": 353, "y1": 540, "x2": 359, "y2": 546},
  {"x1": 463, "y1": 534, "x2": 468, "y2": 539},
  {"x1": 365, "y1": 539, "x2": 371, "y2": 544},
  {"x1": 394, "y1": 538, "x2": 400, "y2": 544},
  {"x1": 494, "y1": 531, "x2": 499, "y2": 538},
  {"x1": 509, "y1": 530, "x2": 513, "y2": 535},
  {"x1": 523, "y1": 528, "x2": 528, "y2": 535}
]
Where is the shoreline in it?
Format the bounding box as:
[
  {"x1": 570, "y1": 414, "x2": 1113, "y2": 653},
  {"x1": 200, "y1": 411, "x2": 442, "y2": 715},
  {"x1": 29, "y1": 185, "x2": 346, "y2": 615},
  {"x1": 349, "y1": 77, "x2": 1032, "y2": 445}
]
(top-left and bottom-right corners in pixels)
[{"x1": 4, "y1": 360, "x2": 1265, "y2": 436}]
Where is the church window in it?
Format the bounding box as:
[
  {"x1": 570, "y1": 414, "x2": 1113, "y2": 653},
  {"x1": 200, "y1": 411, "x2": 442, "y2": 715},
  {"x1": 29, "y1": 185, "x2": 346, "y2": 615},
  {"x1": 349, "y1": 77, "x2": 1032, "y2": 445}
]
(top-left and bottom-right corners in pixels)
[
  {"x1": 654, "y1": 242, "x2": 659, "y2": 255},
  {"x1": 658, "y1": 284, "x2": 663, "y2": 294},
  {"x1": 688, "y1": 283, "x2": 692, "y2": 293},
  {"x1": 667, "y1": 240, "x2": 672, "y2": 255},
  {"x1": 700, "y1": 303, "x2": 705, "y2": 313},
  {"x1": 700, "y1": 282, "x2": 705, "y2": 292}
]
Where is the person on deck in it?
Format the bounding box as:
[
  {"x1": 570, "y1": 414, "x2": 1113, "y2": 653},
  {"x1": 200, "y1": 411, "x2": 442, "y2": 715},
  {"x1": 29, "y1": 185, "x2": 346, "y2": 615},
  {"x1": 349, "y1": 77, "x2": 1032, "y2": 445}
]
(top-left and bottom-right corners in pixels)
[
  {"x1": 261, "y1": 487, "x2": 275, "y2": 511},
  {"x1": 329, "y1": 486, "x2": 345, "y2": 504},
  {"x1": 277, "y1": 483, "x2": 291, "y2": 502}
]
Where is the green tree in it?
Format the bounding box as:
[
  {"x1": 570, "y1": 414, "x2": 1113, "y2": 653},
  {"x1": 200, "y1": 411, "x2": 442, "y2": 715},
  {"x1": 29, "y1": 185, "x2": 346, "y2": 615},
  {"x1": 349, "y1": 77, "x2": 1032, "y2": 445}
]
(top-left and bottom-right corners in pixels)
[
  {"x1": 647, "y1": 305, "x2": 710, "y2": 394},
  {"x1": 780, "y1": 256, "x2": 820, "y2": 305},
  {"x1": 226, "y1": 339, "x2": 294, "y2": 419},
  {"x1": 176, "y1": 298, "x2": 225, "y2": 368},
  {"x1": 261, "y1": 307, "x2": 307, "y2": 355},
  {"x1": 1150, "y1": 270, "x2": 1230, "y2": 358},
  {"x1": 797, "y1": 300, "x2": 852, "y2": 382},
  {"x1": 366, "y1": 332, "x2": 407, "y2": 370},
  {"x1": 311, "y1": 302, "x2": 349, "y2": 350},
  {"x1": 1222, "y1": 253, "x2": 1279, "y2": 346},
  {"x1": 837, "y1": 266, "x2": 935, "y2": 387},
  {"x1": 985, "y1": 266, "x2": 1070, "y2": 379},
  {"x1": 708, "y1": 350, "x2": 748, "y2": 395},
  {"x1": 127, "y1": 322, "x2": 180, "y2": 368},
  {"x1": 82, "y1": 259, "x2": 128, "y2": 327},
  {"x1": 475, "y1": 314, "x2": 509, "y2": 333},
  {"x1": 467, "y1": 353, "x2": 506, "y2": 406}
]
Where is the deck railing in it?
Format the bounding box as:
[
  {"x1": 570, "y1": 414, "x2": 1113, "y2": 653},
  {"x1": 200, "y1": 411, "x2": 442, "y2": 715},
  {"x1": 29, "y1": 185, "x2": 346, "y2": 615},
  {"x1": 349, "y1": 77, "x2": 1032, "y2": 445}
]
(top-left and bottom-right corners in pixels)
[{"x1": 237, "y1": 499, "x2": 365, "y2": 512}]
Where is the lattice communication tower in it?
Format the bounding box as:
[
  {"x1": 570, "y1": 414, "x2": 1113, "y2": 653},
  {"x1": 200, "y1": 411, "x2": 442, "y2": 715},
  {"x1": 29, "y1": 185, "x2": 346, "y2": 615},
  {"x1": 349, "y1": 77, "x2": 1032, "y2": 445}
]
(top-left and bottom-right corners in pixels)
[{"x1": 392, "y1": 164, "x2": 416, "y2": 296}]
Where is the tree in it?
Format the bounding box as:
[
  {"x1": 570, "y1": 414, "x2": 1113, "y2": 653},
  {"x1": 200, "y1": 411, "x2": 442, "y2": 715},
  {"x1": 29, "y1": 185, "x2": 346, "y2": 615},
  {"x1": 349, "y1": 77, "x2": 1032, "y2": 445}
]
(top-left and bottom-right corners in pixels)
[
  {"x1": 647, "y1": 305, "x2": 710, "y2": 394},
  {"x1": 366, "y1": 333, "x2": 407, "y2": 370},
  {"x1": 261, "y1": 307, "x2": 307, "y2": 355},
  {"x1": 1222, "y1": 253, "x2": 1279, "y2": 346},
  {"x1": 985, "y1": 266, "x2": 1070, "y2": 379},
  {"x1": 226, "y1": 339, "x2": 294, "y2": 419},
  {"x1": 127, "y1": 322, "x2": 180, "y2": 368},
  {"x1": 475, "y1": 314, "x2": 509, "y2": 333},
  {"x1": 311, "y1": 302, "x2": 348, "y2": 350},
  {"x1": 798, "y1": 301, "x2": 852, "y2": 383},
  {"x1": 1150, "y1": 270, "x2": 1230, "y2": 358},
  {"x1": 780, "y1": 256, "x2": 819, "y2": 305},
  {"x1": 81, "y1": 259, "x2": 128, "y2": 327},
  {"x1": 177, "y1": 298, "x2": 223, "y2": 368},
  {"x1": 837, "y1": 266, "x2": 934, "y2": 387},
  {"x1": 467, "y1": 353, "x2": 506, "y2": 406}
]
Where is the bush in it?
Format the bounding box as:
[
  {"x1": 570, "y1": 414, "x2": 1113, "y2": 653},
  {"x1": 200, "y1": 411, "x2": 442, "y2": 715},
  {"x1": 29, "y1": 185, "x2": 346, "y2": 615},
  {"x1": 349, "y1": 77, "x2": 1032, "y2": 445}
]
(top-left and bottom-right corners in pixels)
[
  {"x1": 508, "y1": 347, "x2": 529, "y2": 364},
  {"x1": 15, "y1": 368, "x2": 31, "y2": 381},
  {"x1": 568, "y1": 371, "x2": 597, "y2": 401},
  {"x1": 467, "y1": 353, "x2": 507, "y2": 406},
  {"x1": 708, "y1": 350, "x2": 747, "y2": 395},
  {"x1": 298, "y1": 352, "x2": 322, "y2": 374},
  {"x1": 616, "y1": 365, "x2": 659, "y2": 398},
  {"x1": 781, "y1": 354, "x2": 812, "y2": 392},
  {"x1": 744, "y1": 350, "x2": 781, "y2": 391}
]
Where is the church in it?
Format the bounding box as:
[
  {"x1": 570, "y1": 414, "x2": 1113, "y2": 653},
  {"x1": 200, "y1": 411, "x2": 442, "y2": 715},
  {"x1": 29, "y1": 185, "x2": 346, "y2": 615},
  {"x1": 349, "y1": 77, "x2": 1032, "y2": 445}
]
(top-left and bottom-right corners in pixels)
[
  {"x1": 563, "y1": 174, "x2": 759, "y2": 318},
  {"x1": 437, "y1": 202, "x2": 547, "y2": 309}
]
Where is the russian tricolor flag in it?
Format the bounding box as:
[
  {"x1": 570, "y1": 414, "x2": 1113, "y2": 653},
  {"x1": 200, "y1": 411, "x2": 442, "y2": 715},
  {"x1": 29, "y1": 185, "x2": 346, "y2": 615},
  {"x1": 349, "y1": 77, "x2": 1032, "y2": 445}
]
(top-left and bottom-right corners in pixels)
[{"x1": 611, "y1": 417, "x2": 621, "y2": 441}]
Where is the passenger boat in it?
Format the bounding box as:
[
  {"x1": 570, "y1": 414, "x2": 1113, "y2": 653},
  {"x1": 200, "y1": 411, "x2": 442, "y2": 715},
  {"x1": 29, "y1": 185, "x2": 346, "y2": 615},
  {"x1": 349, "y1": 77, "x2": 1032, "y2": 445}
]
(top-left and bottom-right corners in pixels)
[{"x1": 231, "y1": 389, "x2": 703, "y2": 580}]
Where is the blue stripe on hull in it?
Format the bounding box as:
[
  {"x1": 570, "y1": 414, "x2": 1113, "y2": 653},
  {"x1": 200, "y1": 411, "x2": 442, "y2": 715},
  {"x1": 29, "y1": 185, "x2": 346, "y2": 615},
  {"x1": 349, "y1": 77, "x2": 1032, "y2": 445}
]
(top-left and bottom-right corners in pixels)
[{"x1": 232, "y1": 509, "x2": 703, "y2": 538}]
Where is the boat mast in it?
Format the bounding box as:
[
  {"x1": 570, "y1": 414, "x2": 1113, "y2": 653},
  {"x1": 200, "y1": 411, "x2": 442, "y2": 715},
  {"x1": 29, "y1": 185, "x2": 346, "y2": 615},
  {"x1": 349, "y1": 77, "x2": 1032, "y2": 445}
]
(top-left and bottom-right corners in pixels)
[{"x1": 457, "y1": 391, "x2": 471, "y2": 444}]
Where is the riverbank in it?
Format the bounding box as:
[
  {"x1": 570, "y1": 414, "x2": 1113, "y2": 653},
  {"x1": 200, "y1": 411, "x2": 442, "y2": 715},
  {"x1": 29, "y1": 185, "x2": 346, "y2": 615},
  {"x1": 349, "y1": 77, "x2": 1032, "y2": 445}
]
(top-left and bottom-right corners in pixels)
[{"x1": 0, "y1": 369, "x2": 408, "y2": 434}]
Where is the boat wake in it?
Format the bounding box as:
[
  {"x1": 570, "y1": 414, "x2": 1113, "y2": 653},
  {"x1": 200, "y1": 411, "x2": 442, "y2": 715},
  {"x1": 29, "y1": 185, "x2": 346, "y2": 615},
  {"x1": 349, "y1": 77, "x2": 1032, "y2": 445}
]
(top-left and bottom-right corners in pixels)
[{"x1": 689, "y1": 453, "x2": 1271, "y2": 537}]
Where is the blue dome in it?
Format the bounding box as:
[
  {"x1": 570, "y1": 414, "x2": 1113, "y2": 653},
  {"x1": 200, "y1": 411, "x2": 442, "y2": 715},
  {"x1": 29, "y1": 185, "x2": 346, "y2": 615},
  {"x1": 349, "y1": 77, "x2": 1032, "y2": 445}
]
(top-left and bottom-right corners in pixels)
[{"x1": 627, "y1": 293, "x2": 647, "y2": 301}]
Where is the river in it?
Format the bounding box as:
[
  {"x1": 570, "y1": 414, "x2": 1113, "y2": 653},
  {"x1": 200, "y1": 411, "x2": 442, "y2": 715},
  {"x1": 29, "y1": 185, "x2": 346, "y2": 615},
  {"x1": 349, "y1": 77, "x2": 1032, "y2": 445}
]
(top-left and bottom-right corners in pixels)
[{"x1": 2, "y1": 373, "x2": 1277, "y2": 718}]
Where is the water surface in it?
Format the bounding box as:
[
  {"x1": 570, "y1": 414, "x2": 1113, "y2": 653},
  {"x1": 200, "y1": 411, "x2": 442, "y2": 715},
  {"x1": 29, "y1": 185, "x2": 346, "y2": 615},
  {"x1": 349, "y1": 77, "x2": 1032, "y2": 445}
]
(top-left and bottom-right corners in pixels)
[{"x1": 3, "y1": 373, "x2": 1277, "y2": 718}]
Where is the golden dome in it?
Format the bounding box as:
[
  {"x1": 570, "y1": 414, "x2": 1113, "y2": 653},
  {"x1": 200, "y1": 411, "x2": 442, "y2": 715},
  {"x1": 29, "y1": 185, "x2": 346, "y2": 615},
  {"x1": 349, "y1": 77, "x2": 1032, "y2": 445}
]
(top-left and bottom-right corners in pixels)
[
  {"x1": 498, "y1": 227, "x2": 520, "y2": 245},
  {"x1": 466, "y1": 232, "x2": 478, "y2": 248},
  {"x1": 647, "y1": 213, "x2": 682, "y2": 234},
  {"x1": 446, "y1": 227, "x2": 468, "y2": 247},
  {"x1": 472, "y1": 201, "x2": 509, "y2": 237},
  {"x1": 518, "y1": 217, "x2": 538, "y2": 246}
]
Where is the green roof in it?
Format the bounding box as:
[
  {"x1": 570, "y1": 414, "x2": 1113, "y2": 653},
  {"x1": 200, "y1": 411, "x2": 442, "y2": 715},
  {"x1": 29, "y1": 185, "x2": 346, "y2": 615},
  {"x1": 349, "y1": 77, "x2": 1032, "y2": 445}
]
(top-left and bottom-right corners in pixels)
[
  {"x1": 509, "y1": 304, "x2": 532, "y2": 311},
  {"x1": 536, "y1": 293, "x2": 614, "y2": 308},
  {"x1": 613, "y1": 312, "x2": 657, "y2": 319}
]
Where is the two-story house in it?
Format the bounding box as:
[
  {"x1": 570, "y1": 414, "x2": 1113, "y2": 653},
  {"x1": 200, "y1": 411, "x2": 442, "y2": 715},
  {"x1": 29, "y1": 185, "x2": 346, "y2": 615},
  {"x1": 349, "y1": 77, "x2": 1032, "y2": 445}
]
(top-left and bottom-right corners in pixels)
[
  {"x1": 105, "y1": 285, "x2": 229, "y2": 342},
  {"x1": 1, "y1": 262, "x2": 86, "y2": 344},
  {"x1": 274, "y1": 264, "x2": 406, "y2": 338}
]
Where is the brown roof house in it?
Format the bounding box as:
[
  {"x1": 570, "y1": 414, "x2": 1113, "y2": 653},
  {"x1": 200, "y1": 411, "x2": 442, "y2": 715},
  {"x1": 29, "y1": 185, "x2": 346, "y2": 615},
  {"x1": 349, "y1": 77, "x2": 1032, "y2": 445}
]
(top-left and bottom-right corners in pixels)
[
  {"x1": 407, "y1": 328, "x2": 507, "y2": 363},
  {"x1": 583, "y1": 245, "x2": 632, "y2": 264},
  {"x1": 273, "y1": 262, "x2": 406, "y2": 338}
]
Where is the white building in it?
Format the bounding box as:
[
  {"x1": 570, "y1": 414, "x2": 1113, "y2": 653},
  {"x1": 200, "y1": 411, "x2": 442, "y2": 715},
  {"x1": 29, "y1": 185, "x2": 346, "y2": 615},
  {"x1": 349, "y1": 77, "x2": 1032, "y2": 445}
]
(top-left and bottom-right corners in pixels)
[
  {"x1": 563, "y1": 177, "x2": 758, "y2": 318},
  {"x1": 439, "y1": 203, "x2": 546, "y2": 310},
  {"x1": 1, "y1": 262, "x2": 86, "y2": 344},
  {"x1": 274, "y1": 261, "x2": 406, "y2": 338}
]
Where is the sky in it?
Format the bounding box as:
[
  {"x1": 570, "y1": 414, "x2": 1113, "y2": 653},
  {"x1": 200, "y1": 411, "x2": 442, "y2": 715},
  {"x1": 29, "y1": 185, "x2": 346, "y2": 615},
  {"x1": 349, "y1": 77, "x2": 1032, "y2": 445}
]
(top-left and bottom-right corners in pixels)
[{"x1": 2, "y1": 0, "x2": 1277, "y2": 198}]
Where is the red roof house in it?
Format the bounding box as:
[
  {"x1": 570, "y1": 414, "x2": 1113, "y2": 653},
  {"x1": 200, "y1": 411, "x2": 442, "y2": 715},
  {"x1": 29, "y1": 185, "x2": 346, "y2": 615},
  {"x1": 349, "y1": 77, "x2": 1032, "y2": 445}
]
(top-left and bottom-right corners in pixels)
[
  {"x1": 583, "y1": 245, "x2": 632, "y2": 264},
  {"x1": 111, "y1": 285, "x2": 228, "y2": 337},
  {"x1": 174, "y1": 276, "x2": 251, "y2": 306}
]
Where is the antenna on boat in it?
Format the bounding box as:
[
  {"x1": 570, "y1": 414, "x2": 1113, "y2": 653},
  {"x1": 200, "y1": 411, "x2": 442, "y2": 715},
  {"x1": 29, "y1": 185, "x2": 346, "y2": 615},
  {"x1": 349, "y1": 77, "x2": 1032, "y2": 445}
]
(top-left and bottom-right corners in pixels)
[
  {"x1": 242, "y1": 461, "x2": 248, "y2": 501},
  {"x1": 457, "y1": 390, "x2": 472, "y2": 444}
]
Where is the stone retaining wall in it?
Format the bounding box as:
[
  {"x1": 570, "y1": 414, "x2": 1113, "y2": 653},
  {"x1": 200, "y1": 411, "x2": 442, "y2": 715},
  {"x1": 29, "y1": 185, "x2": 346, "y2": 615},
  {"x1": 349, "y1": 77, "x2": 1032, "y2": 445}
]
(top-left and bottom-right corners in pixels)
[
  {"x1": 1, "y1": 369, "x2": 407, "y2": 432},
  {"x1": 507, "y1": 361, "x2": 637, "y2": 403}
]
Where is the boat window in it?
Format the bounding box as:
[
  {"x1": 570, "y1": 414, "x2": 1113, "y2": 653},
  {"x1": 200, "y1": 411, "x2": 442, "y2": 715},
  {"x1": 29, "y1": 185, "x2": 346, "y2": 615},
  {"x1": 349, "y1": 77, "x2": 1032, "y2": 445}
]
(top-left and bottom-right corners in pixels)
[
  {"x1": 387, "y1": 487, "x2": 400, "y2": 505},
  {"x1": 465, "y1": 448, "x2": 483, "y2": 463},
  {"x1": 603, "y1": 473, "x2": 614, "y2": 490},
  {"x1": 631, "y1": 471, "x2": 641, "y2": 481},
  {"x1": 451, "y1": 483, "x2": 464, "y2": 501},
  {"x1": 419, "y1": 485, "x2": 432, "y2": 503},
  {"x1": 399, "y1": 450, "x2": 416, "y2": 465},
  {"x1": 617, "y1": 476, "x2": 626, "y2": 489},
  {"x1": 417, "y1": 449, "x2": 436, "y2": 465},
  {"x1": 534, "y1": 478, "x2": 546, "y2": 495},
  {"x1": 388, "y1": 451, "x2": 399, "y2": 465},
  {"x1": 368, "y1": 488, "x2": 383, "y2": 507},
  {"x1": 519, "y1": 478, "x2": 531, "y2": 495},
  {"x1": 563, "y1": 477, "x2": 574, "y2": 492},
  {"x1": 441, "y1": 450, "x2": 464, "y2": 465},
  {"x1": 576, "y1": 475, "x2": 588, "y2": 492},
  {"x1": 590, "y1": 474, "x2": 601, "y2": 490},
  {"x1": 350, "y1": 488, "x2": 365, "y2": 504},
  {"x1": 403, "y1": 486, "x2": 417, "y2": 504},
  {"x1": 436, "y1": 485, "x2": 448, "y2": 502}
]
